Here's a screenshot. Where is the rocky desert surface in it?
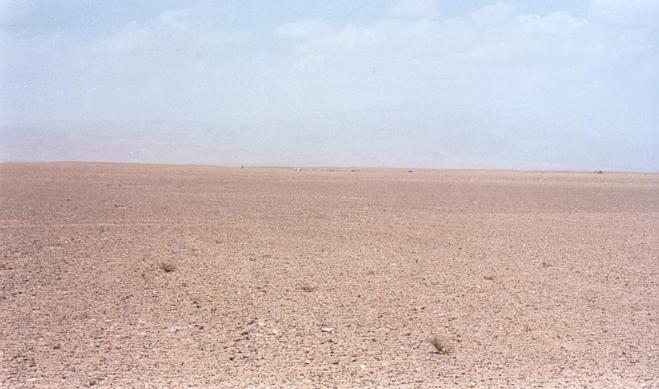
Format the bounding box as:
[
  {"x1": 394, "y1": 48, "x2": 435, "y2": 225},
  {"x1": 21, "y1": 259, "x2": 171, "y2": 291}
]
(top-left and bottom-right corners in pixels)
[{"x1": 1, "y1": 162, "x2": 657, "y2": 388}]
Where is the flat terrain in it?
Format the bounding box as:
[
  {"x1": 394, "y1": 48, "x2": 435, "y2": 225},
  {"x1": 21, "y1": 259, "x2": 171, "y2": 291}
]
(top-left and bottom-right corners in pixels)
[{"x1": 1, "y1": 163, "x2": 658, "y2": 388}]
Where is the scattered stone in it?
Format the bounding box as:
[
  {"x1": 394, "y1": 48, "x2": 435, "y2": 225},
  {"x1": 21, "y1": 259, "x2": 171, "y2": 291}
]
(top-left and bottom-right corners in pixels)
[{"x1": 159, "y1": 262, "x2": 175, "y2": 273}]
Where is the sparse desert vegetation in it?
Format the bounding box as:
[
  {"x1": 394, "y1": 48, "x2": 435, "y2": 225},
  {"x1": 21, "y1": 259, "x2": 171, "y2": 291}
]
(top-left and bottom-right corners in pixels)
[
  {"x1": 429, "y1": 336, "x2": 453, "y2": 355},
  {"x1": 300, "y1": 285, "x2": 317, "y2": 293}
]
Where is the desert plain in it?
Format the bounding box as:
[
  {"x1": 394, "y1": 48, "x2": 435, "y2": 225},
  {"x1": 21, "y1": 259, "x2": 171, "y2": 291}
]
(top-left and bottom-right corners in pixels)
[{"x1": 0, "y1": 162, "x2": 658, "y2": 388}]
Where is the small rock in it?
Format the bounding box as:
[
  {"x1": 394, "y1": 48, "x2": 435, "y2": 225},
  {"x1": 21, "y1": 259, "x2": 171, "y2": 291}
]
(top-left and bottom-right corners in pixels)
[{"x1": 159, "y1": 262, "x2": 175, "y2": 273}]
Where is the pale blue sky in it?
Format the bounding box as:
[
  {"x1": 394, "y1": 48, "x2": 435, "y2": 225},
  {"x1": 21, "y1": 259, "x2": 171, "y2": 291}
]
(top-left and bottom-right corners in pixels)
[{"x1": 1, "y1": 0, "x2": 658, "y2": 170}]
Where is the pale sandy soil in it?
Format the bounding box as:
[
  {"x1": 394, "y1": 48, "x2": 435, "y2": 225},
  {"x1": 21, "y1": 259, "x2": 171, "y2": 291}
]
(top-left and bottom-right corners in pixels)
[{"x1": 1, "y1": 163, "x2": 658, "y2": 388}]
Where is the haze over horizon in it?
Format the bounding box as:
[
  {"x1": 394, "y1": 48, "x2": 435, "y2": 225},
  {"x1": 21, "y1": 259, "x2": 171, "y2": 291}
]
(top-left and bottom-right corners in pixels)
[{"x1": 1, "y1": 0, "x2": 658, "y2": 171}]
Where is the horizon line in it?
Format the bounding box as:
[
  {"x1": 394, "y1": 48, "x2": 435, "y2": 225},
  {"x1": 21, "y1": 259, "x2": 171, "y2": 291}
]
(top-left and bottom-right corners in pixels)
[{"x1": 1, "y1": 160, "x2": 657, "y2": 175}]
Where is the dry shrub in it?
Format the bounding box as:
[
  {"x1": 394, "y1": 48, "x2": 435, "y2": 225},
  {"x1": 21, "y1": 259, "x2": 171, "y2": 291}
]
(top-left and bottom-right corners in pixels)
[{"x1": 429, "y1": 336, "x2": 453, "y2": 354}]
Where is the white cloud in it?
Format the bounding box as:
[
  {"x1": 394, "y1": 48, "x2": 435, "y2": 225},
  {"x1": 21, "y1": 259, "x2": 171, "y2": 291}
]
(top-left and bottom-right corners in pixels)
[
  {"x1": 280, "y1": 5, "x2": 595, "y2": 71},
  {"x1": 98, "y1": 8, "x2": 249, "y2": 54},
  {"x1": 514, "y1": 11, "x2": 585, "y2": 36},
  {"x1": 590, "y1": 0, "x2": 659, "y2": 26},
  {"x1": 386, "y1": 0, "x2": 439, "y2": 20},
  {"x1": 275, "y1": 19, "x2": 332, "y2": 39},
  {"x1": 157, "y1": 9, "x2": 193, "y2": 31},
  {"x1": 470, "y1": 2, "x2": 515, "y2": 24},
  {"x1": 101, "y1": 22, "x2": 156, "y2": 52}
]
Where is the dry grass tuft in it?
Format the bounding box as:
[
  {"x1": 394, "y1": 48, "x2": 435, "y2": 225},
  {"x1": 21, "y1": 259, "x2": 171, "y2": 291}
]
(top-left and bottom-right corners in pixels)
[
  {"x1": 429, "y1": 336, "x2": 453, "y2": 354},
  {"x1": 300, "y1": 285, "x2": 316, "y2": 293}
]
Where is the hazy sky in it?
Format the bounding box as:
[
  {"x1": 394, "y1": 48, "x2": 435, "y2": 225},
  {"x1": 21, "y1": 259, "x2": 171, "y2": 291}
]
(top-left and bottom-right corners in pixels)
[{"x1": 1, "y1": 0, "x2": 658, "y2": 170}]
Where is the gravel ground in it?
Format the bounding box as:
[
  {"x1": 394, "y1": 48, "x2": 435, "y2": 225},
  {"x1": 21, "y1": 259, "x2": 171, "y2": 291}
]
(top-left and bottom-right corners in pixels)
[{"x1": 1, "y1": 162, "x2": 658, "y2": 388}]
